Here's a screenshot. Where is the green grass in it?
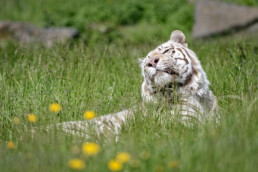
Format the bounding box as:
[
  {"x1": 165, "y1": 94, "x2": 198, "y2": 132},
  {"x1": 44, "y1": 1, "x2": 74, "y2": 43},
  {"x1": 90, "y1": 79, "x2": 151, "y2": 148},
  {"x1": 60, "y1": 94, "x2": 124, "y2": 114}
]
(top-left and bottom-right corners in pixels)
[
  {"x1": 0, "y1": 0, "x2": 258, "y2": 171},
  {"x1": 0, "y1": 0, "x2": 194, "y2": 44},
  {"x1": 0, "y1": 36, "x2": 257, "y2": 171}
]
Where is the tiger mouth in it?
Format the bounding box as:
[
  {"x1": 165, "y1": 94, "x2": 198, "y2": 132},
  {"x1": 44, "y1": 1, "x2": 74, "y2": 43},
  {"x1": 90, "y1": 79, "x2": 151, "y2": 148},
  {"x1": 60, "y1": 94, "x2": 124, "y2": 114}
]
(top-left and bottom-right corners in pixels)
[{"x1": 156, "y1": 69, "x2": 179, "y2": 76}]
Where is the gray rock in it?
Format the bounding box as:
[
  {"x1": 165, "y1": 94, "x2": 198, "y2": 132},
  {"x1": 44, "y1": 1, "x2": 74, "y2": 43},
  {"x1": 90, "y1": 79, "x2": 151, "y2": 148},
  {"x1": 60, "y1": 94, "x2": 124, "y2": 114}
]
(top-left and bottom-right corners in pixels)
[
  {"x1": 192, "y1": 1, "x2": 258, "y2": 39},
  {"x1": 0, "y1": 21, "x2": 79, "y2": 46}
]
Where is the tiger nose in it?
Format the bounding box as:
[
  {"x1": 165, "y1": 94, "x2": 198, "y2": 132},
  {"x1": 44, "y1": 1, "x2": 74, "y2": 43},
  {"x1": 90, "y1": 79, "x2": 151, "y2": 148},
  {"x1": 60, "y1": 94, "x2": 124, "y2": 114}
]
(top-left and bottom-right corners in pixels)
[{"x1": 147, "y1": 58, "x2": 159, "y2": 68}]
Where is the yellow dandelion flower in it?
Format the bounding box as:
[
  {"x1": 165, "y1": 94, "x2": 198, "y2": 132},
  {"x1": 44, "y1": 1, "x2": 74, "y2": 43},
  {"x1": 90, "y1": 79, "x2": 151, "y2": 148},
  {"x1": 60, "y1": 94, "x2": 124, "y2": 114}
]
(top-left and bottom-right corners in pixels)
[
  {"x1": 82, "y1": 142, "x2": 100, "y2": 156},
  {"x1": 108, "y1": 159, "x2": 122, "y2": 171},
  {"x1": 116, "y1": 152, "x2": 131, "y2": 164},
  {"x1": 7, "y1": 141, "x2": 15, "y2": 149},
  {"x1": 168, "y1": 160, "x2": 179, "y2": 169},
  {"x1": 83, "y1": 111, "x2": 96, "y2": 120},
  {"x1": 12, "y1": 117, "x2": 20, "y2": 125},
  {"x1": 49, "y1": 103, "x2": 62, "y2": 113},
  {"x1": 68, "y1": 158, "x2": 85, "y2": 170},
  {"x1": 27, "y1": 113, "x2": 37, "y2": 123}
]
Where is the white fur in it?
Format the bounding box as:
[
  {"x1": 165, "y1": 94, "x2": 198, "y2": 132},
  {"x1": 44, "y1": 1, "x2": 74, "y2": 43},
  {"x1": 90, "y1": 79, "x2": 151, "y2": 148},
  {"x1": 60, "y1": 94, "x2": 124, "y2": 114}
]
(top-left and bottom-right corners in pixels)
[
  {"x1": 140, "y1": 38, "x2": 219, "y2": 123},
  {"x1": 43, "y1": 30, "x2": 220, "y2": 139}
]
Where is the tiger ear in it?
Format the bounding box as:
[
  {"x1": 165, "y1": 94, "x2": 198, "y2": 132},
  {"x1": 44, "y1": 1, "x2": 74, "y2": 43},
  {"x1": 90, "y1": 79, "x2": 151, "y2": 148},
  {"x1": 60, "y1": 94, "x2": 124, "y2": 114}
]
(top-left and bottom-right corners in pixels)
[{"x1": 170, "y1": 30, "x2": 188, "y2": 47}]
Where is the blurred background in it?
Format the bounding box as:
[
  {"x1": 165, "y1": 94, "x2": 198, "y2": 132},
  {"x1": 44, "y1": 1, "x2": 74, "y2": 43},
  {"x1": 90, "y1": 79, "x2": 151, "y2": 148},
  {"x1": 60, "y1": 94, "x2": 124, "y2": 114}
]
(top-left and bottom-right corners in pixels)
[{"x1": 0, "y1": 0, "x2": 257, "y2": 46}]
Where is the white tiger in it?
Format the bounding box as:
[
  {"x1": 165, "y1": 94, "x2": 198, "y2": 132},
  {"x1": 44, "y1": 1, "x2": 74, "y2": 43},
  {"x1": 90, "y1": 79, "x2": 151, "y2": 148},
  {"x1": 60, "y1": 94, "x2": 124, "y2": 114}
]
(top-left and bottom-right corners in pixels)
[{"x1": 47, "y1": 30, "x2": 220, "y2": 139}]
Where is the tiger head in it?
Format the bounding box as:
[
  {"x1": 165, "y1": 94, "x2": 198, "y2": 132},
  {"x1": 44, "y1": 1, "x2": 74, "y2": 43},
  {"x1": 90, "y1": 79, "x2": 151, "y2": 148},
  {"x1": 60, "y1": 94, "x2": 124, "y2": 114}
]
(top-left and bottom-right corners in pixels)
[{"x1": 139, "y1": 30, "x2": 210, "y2": 103}]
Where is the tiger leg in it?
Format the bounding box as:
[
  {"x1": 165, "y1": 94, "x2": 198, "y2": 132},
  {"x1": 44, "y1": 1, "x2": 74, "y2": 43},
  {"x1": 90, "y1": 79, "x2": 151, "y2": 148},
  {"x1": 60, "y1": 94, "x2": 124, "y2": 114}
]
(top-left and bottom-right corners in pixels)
[{"x1": 53, "y1": 109, "x2": 134, "y2": 140}]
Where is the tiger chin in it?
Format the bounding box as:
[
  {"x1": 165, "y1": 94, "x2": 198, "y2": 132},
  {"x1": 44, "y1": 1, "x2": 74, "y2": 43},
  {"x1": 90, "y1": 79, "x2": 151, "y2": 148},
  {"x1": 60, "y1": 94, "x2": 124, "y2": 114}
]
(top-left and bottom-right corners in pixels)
[{"x1": 43, "y1": 30, "x2": 220, "y2": 140}]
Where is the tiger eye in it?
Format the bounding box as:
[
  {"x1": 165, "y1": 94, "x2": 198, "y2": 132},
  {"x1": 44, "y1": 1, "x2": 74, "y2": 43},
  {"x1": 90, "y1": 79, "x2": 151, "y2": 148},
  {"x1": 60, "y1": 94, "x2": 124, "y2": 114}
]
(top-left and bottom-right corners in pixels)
[{"x1": 163, "y1": 49, "x2": 169, "y2": 54}]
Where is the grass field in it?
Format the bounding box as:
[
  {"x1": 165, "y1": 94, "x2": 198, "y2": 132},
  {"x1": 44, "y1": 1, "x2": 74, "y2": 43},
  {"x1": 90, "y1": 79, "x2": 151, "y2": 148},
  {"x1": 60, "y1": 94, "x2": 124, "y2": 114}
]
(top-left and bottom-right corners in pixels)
[
  {"x1": 0, "y1": 0, "x2": 258, "y2": 172},
  {"x1": 0, "y1": 36, "x2": 257, "y2": 172}
]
